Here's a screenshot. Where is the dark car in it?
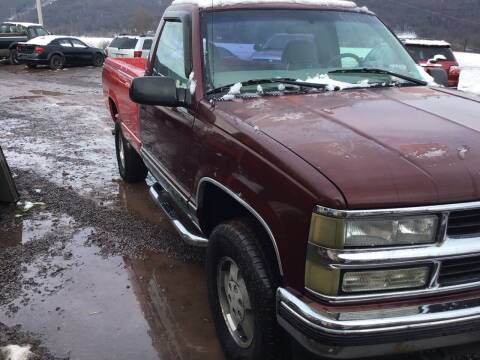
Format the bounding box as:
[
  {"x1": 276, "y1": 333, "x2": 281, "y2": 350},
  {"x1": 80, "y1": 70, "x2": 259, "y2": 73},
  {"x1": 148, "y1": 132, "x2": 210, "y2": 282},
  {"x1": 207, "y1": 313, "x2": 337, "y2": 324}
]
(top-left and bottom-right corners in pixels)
[
  {"x1": 16, "y1": 35, "x2": 105, "y2": 70},
  {"x1": 0, "y1": 22, "x2": 49, "y2": 64}
]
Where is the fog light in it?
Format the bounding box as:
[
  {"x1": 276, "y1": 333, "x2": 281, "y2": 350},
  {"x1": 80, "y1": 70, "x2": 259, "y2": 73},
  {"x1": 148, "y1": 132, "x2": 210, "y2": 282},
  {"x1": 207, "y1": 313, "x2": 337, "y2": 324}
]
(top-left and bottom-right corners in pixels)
[{"x1": 342, "y1": 267, "x2": 430, "y2": 293}]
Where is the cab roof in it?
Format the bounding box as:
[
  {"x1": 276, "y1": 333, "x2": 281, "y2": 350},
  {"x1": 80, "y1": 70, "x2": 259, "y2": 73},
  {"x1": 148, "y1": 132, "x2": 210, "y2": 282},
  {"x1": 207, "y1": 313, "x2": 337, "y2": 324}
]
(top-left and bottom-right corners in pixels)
[
  {"x1": 171, "y1": 0, "x2": 364, "y2": 11},
  {"x1": 3, "y1": 21, "x2": 43, "y2": 27}
]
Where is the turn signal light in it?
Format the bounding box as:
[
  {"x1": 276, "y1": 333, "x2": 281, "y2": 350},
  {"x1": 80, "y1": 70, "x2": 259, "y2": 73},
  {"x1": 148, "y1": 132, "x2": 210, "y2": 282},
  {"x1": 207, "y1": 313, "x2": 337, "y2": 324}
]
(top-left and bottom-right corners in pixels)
[{"x1": 34, "y1": 46, "x2": 45, "y2": 54}]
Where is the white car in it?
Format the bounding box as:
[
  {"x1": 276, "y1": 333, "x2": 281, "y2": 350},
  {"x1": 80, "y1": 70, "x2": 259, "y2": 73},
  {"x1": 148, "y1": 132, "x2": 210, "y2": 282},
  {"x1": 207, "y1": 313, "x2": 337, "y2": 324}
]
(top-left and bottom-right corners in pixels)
[{"x1": 106, "y1": 35, "x2": 153, "y2": 58}]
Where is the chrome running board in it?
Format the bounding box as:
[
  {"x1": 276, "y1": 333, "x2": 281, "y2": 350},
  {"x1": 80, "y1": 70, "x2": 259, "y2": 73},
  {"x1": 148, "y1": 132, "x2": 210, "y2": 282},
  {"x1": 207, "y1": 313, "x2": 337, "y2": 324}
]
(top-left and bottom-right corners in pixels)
[{"x1": 149, "y1": 183, "x2": 208, "y2": 247}]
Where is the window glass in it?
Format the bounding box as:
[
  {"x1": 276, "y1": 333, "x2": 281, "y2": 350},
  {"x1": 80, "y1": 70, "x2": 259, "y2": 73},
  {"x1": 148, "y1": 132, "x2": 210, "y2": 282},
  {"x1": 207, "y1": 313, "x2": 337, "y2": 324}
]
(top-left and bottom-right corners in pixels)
[
  {"x1": 109, "y1": 37, "x2": 138, "y2": 49},
  {"x1": 153, "y1": 21, "x2": 186, "y2": 87},
  {"x1": 10, "y1": 25, "x2": 19, "y2": 33},
  {"x1": 16, "y1": 25, "x2": 26, "y2": 34},
  {"x1": 406, "y1": 46, "x2": 455, "y2": 62},
  {"x1": 201, "y1": 10, "x2": 422, "y2": 91},
  {"x1": 59, "y1": 39, "x2": 73, "y2": 47},
  {"x1": 33, "y1": 27, "x2": 48, "y2": 36},
  {"x1": 27, "y1": 28, "x2": 37, "y2": 38},
  {"x1": 71, "y1": 39, "x2": 88, "y2": 48},
  {"x1": 143, "y1": 39, "x2": 153, "y2": 50},
  {"x1": 0, "y1": 24, "x2": 10, "y2": 33}
]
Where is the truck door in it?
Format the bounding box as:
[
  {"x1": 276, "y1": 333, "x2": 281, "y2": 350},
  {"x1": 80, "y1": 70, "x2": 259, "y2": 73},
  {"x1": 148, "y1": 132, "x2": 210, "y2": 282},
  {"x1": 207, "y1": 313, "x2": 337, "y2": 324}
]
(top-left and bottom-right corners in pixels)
[{"x1": 140, "y1": 17, "x2": 197, "y2": 201}]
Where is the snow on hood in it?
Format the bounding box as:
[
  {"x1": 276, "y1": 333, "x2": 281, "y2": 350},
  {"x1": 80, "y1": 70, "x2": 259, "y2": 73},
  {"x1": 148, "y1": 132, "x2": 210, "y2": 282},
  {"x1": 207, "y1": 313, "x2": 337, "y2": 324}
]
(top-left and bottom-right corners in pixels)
[
  {"x1": 172, "y1": 0, "x2": 358, "y2": 9},
  {"x1": 403, "y1": 39, "x2": 451, "y2": 47}
]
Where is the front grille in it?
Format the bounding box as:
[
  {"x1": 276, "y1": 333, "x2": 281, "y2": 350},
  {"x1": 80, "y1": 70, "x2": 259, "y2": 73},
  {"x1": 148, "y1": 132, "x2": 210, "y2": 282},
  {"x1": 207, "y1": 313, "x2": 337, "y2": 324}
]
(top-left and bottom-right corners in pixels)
[
  {"x1": 447, "y1": 209, "x2": 480, "y2": 237},
  {"x1": 438, "y1": 255, "x2": 480, "y2": 286}
]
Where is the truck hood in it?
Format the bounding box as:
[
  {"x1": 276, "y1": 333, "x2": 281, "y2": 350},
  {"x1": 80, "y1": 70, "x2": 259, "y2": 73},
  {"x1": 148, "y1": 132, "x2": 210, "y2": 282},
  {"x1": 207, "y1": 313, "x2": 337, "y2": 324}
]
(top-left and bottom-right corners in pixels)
[{"x1": 215, "y1": 86, "x2": 480, "y2": 208}]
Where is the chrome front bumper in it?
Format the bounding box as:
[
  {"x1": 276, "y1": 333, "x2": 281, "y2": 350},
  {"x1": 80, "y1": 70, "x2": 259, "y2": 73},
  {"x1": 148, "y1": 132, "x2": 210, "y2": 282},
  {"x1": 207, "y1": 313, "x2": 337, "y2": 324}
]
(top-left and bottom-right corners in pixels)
[{"x1": 277, "y1": 288, "x2": 480, "y2": 358}]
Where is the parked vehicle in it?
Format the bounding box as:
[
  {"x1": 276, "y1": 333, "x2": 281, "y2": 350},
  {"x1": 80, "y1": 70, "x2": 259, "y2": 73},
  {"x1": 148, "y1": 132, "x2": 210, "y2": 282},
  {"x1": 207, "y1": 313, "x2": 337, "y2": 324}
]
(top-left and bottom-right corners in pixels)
[
  {"x1": 403, "y1": 39, "x2": 461, "y2": 87},
  {"x1": 105, "y1": 35, "x2": 153, "y2": 59},
  {"x1": 0, "y1": 21, "x2": 49, "y2": 65},
  {"x1": 0, "y1": 146, "x2": 18, "y2": 203},
  {"x1": 103, "y1": 0, "x2": 480, "y2": 359},
  {"x1": 16, "y1": 35, "x2": 105, "y2": 70}
]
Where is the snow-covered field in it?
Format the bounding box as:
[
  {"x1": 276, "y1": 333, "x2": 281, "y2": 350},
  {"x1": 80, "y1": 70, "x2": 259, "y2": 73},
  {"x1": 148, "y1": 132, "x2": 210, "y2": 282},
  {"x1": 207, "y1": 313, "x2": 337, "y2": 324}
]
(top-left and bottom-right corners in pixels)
[
  {"x1": 79, "y1": 37, "x2": 113, "y2": 49},
  {"x1": 455, "y1": 52, "x2": 480, "y2": 95}
]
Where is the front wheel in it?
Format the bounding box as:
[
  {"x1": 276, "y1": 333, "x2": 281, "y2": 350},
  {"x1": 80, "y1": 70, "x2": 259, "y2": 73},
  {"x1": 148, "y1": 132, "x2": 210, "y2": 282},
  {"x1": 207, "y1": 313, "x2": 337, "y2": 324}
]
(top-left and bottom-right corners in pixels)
[
  {"x1": 207, "y1": 219, "x2": 283, "y2": 360},
  {"x1": 9, "y1": 49, "x2": 20, "y2": 65},
  {"x1": 115, "y1": 124, "x2": 148, "y2": 183},
  {"x1": 49, "y1": 55, "x2": 64, "y2": 70},
  {"x1": 93, "y1": 53, "x2": 104, "y2": 67}
]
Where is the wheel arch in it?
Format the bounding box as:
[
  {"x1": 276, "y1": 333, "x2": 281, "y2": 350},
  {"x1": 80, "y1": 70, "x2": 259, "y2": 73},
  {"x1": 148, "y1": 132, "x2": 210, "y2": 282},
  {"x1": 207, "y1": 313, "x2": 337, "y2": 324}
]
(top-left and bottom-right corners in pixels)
[{"x1": 196, "y1": 177, "x2": 284, "y2": 278}]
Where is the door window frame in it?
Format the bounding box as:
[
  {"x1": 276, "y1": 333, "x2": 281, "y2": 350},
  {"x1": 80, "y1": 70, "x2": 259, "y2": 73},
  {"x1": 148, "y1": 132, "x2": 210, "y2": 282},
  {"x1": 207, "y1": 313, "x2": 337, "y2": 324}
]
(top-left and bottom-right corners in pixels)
[{"x1": 147, "y1": 11, "x2": 192, "y2": 80}]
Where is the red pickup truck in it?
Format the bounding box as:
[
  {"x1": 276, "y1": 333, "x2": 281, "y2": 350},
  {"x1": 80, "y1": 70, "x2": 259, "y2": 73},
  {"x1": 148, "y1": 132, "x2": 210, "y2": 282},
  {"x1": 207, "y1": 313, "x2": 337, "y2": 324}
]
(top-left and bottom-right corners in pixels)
[
  {"x1": 103, "y1": 1, "x2": 480, "y2": 358},
  {"x1": 403, "y1": 39, "x2": 461, "y2": 88}
]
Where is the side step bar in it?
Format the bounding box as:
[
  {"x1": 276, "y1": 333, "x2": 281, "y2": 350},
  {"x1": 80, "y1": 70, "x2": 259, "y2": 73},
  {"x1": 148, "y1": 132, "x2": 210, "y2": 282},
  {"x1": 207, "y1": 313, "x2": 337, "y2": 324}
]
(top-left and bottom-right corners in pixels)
[{"x1": 149, "y1": 183, "x2": 208, "y2": 247}]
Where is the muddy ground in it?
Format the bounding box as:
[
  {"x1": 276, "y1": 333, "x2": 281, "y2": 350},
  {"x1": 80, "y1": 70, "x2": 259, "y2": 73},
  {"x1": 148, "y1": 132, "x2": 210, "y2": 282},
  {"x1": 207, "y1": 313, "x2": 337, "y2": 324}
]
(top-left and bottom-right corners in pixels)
[{"x1": 1, "y1": 63, "x2": 480, "y2": 360}]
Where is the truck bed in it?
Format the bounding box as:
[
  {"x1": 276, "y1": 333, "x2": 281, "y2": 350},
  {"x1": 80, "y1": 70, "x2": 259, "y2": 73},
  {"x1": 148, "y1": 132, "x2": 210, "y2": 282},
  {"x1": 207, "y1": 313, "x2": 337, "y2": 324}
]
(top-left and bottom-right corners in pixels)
[{"x1": 102, "y1": 57, "x2": 148, "y2": 152}]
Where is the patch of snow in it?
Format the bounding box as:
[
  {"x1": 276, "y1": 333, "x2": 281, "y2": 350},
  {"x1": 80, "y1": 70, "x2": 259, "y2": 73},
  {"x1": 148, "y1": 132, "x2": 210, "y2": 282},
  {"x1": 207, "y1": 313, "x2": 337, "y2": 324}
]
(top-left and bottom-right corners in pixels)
[
  {"x1": 79, "y1": 37, "x2": 113, "y2": 49},
  {"x1": 455, "y1": 52, "x2": 480, "y2": 69},
  {"x1": 299, "y1": 74, "x2": 366, "y2": 91},
  {"x1": 403, "y1": 39, "x2": 450, "y2": 47},
  {"x1": 188, "y1": 72, "x2": 197, "y2": 95},
  {"x1": 454, "y1": 52, "x2": 480, "y2": 95},
  {"x1": 1, "y1": 345, "x2": 33, "y2": 360},
  {"x1": 3, "y1": 21, "x2": 41, "y2": 27},
  {"x1": 22, "y1": 201, "x2": 45, "y2": 211},
  {"x1": 220, "y1": 82, "x2": 243, "y2": 100},
  {"x1": 172, "y1": 0, "x2": 358, "y2": 9},
  {"x1": 417, "y1": 149, "x2": 447, "y2": 159}
]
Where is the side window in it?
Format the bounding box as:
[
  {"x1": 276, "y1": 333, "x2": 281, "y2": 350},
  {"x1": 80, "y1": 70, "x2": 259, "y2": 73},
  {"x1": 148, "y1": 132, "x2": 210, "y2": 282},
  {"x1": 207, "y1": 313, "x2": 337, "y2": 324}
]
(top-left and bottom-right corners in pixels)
[
  {"x1": 0, "y1": 25, "x2": 9, "y2": 33},
  {"x1": 152, "y1": 21, "x2": 187, "y2": 87},
  {"x1": 10, "y1": 25, "x2": 19, "y2": 33},
  {"x1": 143, "y1": 39, "x2": 153, "y2": 50},
  {"x1": 70, "y1": 39, "x2": 88, "y2": 48},
  {"x1": 27, "y1": 28, "x2": 37, "y2": 38},
  {"x1": 59, "y1": 39, "x2": 73, "y2": 47},
  {"x1": 17, "y1": 25, "x2": 26, "y2": 34}
]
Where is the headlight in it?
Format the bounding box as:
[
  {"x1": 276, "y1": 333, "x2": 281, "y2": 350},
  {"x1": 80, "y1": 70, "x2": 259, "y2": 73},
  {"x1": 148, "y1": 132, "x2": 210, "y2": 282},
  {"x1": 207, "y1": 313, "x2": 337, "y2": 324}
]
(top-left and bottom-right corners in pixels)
[
  {"x1": 342, "y1": 267, "x2": 430, "y2": 293},
  {"x1": 345, "y1": 216, "x2": 438, "y2": 247},
  {"x1": 309, "y1": 213, "x2": 438, "y2": 248}
]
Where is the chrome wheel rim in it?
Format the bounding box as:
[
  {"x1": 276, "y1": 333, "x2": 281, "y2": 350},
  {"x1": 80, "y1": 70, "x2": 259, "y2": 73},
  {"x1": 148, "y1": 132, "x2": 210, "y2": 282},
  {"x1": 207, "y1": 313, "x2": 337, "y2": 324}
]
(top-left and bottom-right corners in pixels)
[
  {"x1": 118, "y1": 133, "x2": 126, "y2": 169},
  {"x1": 217, "y1": 257, "x2": 254, "y2": 348}
]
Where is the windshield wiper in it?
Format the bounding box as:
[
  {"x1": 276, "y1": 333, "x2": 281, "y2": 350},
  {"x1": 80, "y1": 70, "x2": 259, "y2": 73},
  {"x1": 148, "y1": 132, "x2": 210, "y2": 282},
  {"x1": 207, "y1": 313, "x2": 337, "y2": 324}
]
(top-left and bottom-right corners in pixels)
[
  {"x1": 328, "y1": 68, "x2": 427, "y2": 86},
  {"x1": 206, "y1": 78, "x2": 327, "y2": 96}
]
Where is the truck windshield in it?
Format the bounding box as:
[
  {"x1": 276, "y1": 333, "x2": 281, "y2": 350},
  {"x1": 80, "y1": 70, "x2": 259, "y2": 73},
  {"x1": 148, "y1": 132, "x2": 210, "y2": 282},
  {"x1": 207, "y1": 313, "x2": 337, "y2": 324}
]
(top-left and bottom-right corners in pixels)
[{"x1": 200, "y1": 10, "x2": 424, "y2": 93}]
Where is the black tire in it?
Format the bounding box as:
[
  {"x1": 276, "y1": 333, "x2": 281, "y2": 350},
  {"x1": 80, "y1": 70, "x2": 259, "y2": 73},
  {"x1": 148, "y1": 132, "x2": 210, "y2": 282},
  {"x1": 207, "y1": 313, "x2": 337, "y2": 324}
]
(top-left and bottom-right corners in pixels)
[
  {"x1": 27, "y1": 63, "x2": 37, "y2": 69},
  {"x1": 115, "y1": 124, "x2": 148, "y2": 183},
  {"x1": 8, "y1": 49, "x2": 20, "y2": 65},
  {"x1": 49, "y1": 55, "x2": 64, "y2": 70},
  {"x1": 93, "y1": 53, "x2": 105, "y2": 67},
  {"x1": 207, "y1": 219, "x2": 283, "y2": 360}
]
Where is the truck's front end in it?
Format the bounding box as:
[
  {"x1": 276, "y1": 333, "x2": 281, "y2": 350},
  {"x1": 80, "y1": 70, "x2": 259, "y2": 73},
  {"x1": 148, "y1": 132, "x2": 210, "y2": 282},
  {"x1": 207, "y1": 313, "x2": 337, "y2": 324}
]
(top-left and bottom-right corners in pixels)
[
  {"x1": 191, "y1": 0, "x2": 480, "y2": 357},
  {"x1": 279, "y1": 203, "x2": 480, "y2": 358}
]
